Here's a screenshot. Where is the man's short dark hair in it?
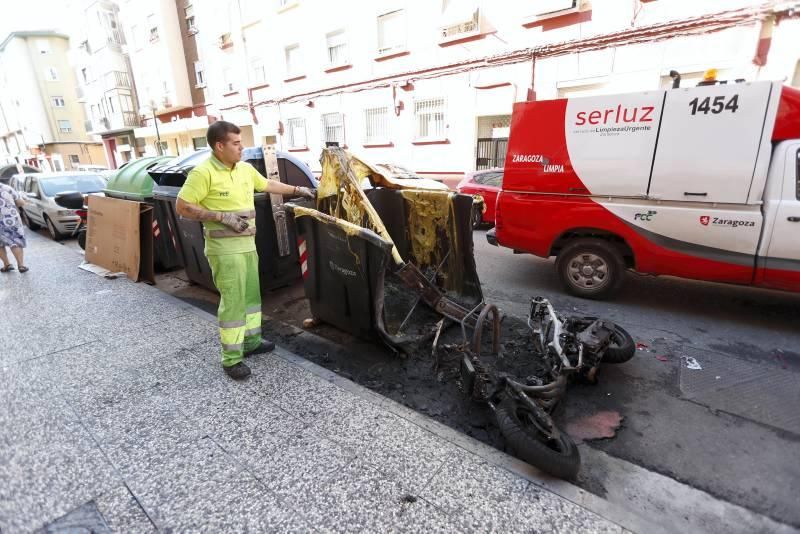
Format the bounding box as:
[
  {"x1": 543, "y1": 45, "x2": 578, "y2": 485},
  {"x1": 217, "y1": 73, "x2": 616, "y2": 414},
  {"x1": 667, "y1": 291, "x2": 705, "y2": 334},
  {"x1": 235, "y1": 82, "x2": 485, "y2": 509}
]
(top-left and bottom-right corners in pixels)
[{"x1": 207, "y1": 120, "x2": 241, "y2": 148}]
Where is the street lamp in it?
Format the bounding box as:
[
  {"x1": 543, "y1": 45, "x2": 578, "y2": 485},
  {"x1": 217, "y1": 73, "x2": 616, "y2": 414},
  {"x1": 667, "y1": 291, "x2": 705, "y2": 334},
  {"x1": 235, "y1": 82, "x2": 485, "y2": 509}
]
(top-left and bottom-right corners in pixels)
[{"x1": 148, "y1": 100, "x2": 163, "y2": 155}]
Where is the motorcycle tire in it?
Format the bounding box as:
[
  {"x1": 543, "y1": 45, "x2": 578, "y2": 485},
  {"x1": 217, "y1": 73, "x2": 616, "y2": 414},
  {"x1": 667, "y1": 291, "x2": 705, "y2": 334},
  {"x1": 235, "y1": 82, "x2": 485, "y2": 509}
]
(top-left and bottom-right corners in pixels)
[
  {"x1": 603, "y1": 324, "x2": 636, "y2": 364},
  {"x1": 495, "y1": 397, "x2": 580, "y2": 479},
  {"x1": 77, "y1": 230, "x2": 87, "y2": 250},
  {"x1": 568, "y1": 317, "x2": 636, "y2": 364}
]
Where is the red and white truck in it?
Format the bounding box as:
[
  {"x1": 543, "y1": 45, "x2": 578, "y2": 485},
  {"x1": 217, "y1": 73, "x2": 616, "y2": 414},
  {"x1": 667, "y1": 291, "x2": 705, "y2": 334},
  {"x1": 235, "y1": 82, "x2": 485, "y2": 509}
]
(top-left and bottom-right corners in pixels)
[{"x1": 489, "y1": 80, "x2": 800, "y2": 299}]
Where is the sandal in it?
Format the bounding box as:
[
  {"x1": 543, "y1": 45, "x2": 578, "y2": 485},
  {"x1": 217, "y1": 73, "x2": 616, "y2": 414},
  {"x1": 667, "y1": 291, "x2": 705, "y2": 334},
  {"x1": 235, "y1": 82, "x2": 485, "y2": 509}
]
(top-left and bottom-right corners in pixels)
[
  {"x1": 0, "y1": 265, "x2": 14, "y2": 273},
  {"x1": 18, "y1": 266, "x2": 28, "y2": 273}
]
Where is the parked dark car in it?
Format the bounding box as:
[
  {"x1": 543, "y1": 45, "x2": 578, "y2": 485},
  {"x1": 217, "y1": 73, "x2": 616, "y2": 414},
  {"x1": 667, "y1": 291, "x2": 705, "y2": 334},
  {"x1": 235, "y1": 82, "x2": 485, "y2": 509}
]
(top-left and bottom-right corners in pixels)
[{"x1": 456, "y1": 168, "x2": 503, "y2": 227}]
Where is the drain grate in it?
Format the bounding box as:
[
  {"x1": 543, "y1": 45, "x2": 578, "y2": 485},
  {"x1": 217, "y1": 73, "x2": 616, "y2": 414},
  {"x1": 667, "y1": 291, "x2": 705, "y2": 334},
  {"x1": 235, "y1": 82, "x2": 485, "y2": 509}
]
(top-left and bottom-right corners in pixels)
[
  {"x1": 678, "y1": 347, "x2": 800, "y2": 435},
  {"x1": 39, "y1": 501, "x2": 111, "y2": 534}
]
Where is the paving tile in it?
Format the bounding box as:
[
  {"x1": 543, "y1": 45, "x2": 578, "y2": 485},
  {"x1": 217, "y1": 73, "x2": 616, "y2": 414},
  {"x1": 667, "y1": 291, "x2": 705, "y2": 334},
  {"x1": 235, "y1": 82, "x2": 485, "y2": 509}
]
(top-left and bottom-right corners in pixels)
[
  {"x1": 0, "y1": 312, "x2": 99, "y2": 364},
  {"x1": 511, "y1": 485, "x2": 622, "y2": 534},
  {"x1": 308, "y1": 400, "x2": 396, "y2": 455},
  {"x1": 272, "y1": 370, "x2": 364, "y2": 421},
  {"x1": 393, "y1": 497, "x2": 469, "y2": 533},
  {"x1": 94, "y1": 485, "x2": 157, "y2": 533},
  {"x1": 420, "y1": 447, "x2": 530, "y2": 532},
  {"x1": 0, "y1": 420, "x2": 120, "y2": 533},
  {"x1": 295, "y1": 458, "x2": 409, "y2": 533},
  {"x1": 238, "y1": 428, "x2": 354, "y2": 509},
  {"x1": 80, "y1": 385, "x2": 205, "y2": 478},
  {"x1": 362, "y1": 415, "x2": 459, "y2": 494},
  {"x1": 124, "y1": 437, "x2": 291, "y2": 531}
]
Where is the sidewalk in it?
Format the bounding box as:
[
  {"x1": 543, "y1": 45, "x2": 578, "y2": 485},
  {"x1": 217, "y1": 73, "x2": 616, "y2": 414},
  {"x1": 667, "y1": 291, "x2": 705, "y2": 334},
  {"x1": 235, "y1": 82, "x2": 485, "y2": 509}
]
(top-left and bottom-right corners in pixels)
[{"x1": 1, "y1": 233, "x2": 649, "y2": 532}]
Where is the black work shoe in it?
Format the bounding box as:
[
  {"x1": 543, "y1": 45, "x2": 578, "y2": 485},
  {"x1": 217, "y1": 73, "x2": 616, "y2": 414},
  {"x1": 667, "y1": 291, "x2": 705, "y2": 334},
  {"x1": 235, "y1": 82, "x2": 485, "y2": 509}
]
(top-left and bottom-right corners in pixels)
[
  {"x1": 223, "y1": 362, "x2": 251, "y2": 380},
  {"x1": 244, "y1": 339, "x2": 275, "y2": 357}
]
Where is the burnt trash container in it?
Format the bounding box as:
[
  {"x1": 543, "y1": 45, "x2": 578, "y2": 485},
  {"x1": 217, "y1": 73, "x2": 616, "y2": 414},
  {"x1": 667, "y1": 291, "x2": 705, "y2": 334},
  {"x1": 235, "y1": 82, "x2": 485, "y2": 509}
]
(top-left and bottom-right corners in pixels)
[
  {"x1": 150, "y1": 147, "x2": 318, "y2": 295},
  {"x1": 104, "y1": 155, "x2": 178, "y2": 270},
  {"x1": 289, "y1": 186, "x2": 484, "y2": 350}
]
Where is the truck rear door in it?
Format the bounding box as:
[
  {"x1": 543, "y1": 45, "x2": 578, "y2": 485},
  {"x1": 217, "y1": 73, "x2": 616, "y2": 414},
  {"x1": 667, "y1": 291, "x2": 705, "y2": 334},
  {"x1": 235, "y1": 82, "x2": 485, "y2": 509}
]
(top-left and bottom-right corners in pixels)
[{"x1": 760, "y1": 146, "x2": 800, "y2": 290}]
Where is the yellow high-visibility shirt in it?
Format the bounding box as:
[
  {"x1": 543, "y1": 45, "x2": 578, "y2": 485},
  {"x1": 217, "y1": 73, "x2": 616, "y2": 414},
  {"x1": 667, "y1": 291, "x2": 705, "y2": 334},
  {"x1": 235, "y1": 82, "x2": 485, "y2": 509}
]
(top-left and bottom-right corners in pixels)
[{"x1": 177, "y1": 154, "x2": 268, "y2": 256}]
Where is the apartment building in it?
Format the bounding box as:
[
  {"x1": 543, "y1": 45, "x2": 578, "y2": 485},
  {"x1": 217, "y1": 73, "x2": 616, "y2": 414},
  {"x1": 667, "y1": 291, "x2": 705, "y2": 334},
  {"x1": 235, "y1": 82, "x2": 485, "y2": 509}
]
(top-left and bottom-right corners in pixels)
[
  {"x1": 0, "y1": 31, "x2": 104, "y2": 171},
  {"x1": 68, "y1": 0, "x2": 140, "y2": 169},
  {"x1": 119, "y1": 0, "x2": 211, "y2": 157},
  {"x1": 188, "y1": 0, "x2": 799, "y2": 184}
]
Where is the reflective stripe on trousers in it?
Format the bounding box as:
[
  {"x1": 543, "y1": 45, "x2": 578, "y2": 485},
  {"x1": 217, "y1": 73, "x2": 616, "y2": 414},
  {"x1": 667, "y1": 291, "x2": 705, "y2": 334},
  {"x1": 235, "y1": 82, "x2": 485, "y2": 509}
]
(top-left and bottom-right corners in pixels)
[{"x1": 208, "y1": 251, "x2": 262, "y2": 367}]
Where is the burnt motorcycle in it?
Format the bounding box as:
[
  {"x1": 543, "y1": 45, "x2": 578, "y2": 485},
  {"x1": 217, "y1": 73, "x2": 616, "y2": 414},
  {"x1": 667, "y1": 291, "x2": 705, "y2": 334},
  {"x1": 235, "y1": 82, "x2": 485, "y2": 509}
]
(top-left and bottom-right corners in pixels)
[{"x1": 446, "y1": 297, "x2": 636, "y2": 479}]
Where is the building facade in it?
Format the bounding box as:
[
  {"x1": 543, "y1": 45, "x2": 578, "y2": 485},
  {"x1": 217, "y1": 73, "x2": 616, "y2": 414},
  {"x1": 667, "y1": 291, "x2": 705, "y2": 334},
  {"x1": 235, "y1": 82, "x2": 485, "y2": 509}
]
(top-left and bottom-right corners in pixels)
[
  {"x1": 120, "y1": 0, "x2": 214, "y2": 158},
  {"x1": 0, "y1": 31, "x2": 105, "y2": 171},
  {"x1": 68, "y1": 0, "x2": 141, "y2": 169},
  {"x1": 182, "y1": 0, "x2": 799, "y2": 185}
]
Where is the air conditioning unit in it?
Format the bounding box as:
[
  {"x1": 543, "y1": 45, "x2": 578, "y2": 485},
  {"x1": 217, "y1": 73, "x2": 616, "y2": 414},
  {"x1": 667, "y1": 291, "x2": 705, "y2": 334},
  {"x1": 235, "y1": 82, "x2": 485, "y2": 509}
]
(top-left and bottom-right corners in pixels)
[
  {"x1": 441, "y1": 9, "x2": 480, "y2": 39},
  {"x1": 218, "y1": 33, "x2": 233, "y2": 49}
]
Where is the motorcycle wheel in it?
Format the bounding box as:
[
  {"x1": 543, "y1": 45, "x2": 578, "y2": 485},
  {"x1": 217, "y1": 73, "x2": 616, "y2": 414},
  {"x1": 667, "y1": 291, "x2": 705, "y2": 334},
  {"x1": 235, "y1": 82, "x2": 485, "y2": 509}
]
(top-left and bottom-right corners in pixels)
[
  {"x1": 77, "y1": 230, "x2": 87, "y2": 250},
  {"x1": 568, "y1": 317, "x2": 636, "y2": 364},
  {"x1": 603, "y1": 325, "x2": 636, "y2": 364},
  {"x1": 495, "y1": 397, "x2": 580, "y2": 479}
]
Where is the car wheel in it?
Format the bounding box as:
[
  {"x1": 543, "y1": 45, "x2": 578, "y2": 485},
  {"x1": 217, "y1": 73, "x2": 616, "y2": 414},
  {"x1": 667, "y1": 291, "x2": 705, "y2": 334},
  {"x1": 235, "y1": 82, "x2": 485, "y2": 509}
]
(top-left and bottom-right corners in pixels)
[
  {"x1": 21, "y1": 210, "x2": 41, "y2": 231},
  {"x1": 555, "y1": 238, "x2": 626, "y2": 300},
  {"x1": 45, "y1": 216, "x2": 63, "y2": 241}
]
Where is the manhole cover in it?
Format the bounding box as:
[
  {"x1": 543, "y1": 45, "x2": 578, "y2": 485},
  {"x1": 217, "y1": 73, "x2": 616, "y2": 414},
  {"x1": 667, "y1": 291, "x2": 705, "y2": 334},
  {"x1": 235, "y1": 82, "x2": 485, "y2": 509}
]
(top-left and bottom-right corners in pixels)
[{"x1": 39, "y1": 501, "x2": 111, "y2": 534}]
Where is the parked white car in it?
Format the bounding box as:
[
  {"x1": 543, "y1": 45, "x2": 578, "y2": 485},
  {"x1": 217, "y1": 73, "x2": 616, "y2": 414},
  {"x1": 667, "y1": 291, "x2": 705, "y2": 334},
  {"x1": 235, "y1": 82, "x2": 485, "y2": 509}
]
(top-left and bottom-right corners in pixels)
[{"x1": 18, "y1": 172, "x2": 106, "y2": 240}]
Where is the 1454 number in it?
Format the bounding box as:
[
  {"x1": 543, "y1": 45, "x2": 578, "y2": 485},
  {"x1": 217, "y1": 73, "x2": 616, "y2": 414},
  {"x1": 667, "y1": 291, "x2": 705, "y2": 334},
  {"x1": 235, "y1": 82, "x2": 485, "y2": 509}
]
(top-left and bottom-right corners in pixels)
[{"x1": 689, "y1": 94, "x2": 739, "y2": 115}]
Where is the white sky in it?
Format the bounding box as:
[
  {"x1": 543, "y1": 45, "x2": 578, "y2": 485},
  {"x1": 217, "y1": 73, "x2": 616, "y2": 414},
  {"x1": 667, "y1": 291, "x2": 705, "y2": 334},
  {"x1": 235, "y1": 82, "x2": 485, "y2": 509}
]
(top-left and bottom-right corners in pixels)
[{"x1": 0, "y1": 0, "x2": 70, "y2": 39}]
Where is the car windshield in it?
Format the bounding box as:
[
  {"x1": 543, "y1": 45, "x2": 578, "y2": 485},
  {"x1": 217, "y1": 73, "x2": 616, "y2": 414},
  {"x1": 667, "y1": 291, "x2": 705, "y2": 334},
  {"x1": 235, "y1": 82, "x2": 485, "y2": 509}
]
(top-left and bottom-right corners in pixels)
[
  {"x1": 40, "y1": 175, "x2": 106, "y2": 196},
  {"x1": 474, "y1": 171, "x2": 503, "y2": 188}
]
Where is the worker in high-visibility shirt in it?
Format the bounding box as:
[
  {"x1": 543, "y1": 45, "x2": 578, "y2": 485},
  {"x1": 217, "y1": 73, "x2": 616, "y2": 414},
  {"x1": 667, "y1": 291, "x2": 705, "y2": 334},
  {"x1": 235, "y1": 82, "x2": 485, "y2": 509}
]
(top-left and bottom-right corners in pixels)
[{"x1": 176, "y1": 121, "x2": 314, "y2": 379}]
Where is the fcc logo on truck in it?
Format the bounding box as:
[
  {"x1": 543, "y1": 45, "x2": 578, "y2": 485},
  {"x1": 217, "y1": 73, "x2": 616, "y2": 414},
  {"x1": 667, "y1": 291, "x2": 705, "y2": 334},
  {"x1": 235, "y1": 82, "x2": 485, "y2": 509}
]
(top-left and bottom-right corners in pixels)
[{"x1": 700, "y1": 216, "x2": 711, "y2": 226}]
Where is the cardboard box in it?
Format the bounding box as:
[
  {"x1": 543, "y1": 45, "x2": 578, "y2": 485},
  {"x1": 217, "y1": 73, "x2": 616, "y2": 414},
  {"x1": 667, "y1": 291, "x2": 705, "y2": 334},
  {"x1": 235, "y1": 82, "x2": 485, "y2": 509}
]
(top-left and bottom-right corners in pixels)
[{"x1": 85, "y1": 195, "x2": 155, "y2": 283}]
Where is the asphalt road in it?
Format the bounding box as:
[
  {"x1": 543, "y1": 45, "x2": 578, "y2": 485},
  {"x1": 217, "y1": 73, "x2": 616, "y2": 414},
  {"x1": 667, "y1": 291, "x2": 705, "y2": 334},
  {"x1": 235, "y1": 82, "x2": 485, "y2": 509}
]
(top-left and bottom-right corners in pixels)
[{"x1": 472, "y1": 228, "x2": 800, "y2": 527}]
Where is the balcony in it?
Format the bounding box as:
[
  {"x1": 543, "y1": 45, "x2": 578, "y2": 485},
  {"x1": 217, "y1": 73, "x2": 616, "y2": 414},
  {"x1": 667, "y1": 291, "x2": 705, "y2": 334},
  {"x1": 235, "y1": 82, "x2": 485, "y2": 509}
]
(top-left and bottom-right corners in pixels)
[
  {"x1": 104, "y1": 71, "x2": 131, "y2": 90},
  {"x1": 76, "y1": 85, "x2": 86, "y2": 102},
  {"x1": 85, "y1": 112, "x2": 140, "y2": 134}
]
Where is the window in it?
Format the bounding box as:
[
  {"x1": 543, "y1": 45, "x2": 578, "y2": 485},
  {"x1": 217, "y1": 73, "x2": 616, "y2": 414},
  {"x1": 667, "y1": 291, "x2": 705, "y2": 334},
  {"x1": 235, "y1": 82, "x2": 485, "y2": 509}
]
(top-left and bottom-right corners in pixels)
[
  {"x1": 192, "y1": 136, "x2": 208, "y2": 150},
  {"x1": 194, "y1": 61, "x2": 206, "y2": 87},
  {"x1": 223, "y1": 67, "x2": 235, "y2": 92},
  {"x1": 533, "y1": 0, "x2": 578, "y2": 17},
  {"x1": 36, "y1": 39, "x2": 51, "y2": 54},
  {"x1": 81, "y1": 67, "x2": 89, "y2": 83},
  {"x1": 321, "y1": 113, "x2": 345, "y2": 146},
  {"x1": 364, "y1": 107, "x2": 388, "y2": 144},
  {"x1": 148, "y1": 15, "x2": 159, "y2": 42},
  {"x1": 44, "y1": 67, "x2": 59, "y2": 81},
  {"x1": 414, "y1": 98, "x2": 446, "y2": 140},
  {"x1": 377, "y1": 10, "x2": 405, "y2": 54},
  {"x1": 250, "y1": 56, "x2": 266, "y2": 85},
  {"x1": 185, "y1": 5, "x2": 197, "y2": 32},
  {"x1": 51, "y1": 96, "x2": 65, "y2": 108},
  {"x1": 119, "y1": 94, "x2": 133, "y2": 112},
  {"x1": 157, "y1": 141, "x2": 169, "y2": 155},
  {"x1": 69, "y1": 154, "x2": 80, "y2": 165},
  {"x1": 58, "y1": 120, "x2": 72, "y2": 133},
  {"x1": 286, "y1": 117, "x2": 307, "y2": 148},
  {"x1": 107, "y1": 96, "x2": 116, "y2": 113},
  {"x1": 326, "y1": 30, "x2": 348, "y2": 66},
  {"x1": 285, "y1": 44, "x2": 301, "y2": 76},
  {"x1": 474, "y1": 171, "x2": 503, "y2": 188}
]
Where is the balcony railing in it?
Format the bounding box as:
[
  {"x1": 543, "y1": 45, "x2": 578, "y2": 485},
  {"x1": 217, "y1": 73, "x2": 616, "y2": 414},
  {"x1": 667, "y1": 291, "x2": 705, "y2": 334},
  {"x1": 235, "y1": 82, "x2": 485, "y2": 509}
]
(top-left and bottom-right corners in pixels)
[
  {"x1": 122, "y1": 111, "x2": 140, "y2": 128},
  {"x1": 104, "y1": 70, "x2": 131, "y2": 90}
]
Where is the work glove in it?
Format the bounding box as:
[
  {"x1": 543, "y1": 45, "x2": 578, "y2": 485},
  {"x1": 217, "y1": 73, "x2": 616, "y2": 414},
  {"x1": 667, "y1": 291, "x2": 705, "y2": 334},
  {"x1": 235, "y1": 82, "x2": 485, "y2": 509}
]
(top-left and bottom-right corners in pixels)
[
  {"x1": 219, "y1": 212, "x2": 249, "y2": 233},
  {"x1": 295, "y1": 186, "x2": 316, "y2": 200}
]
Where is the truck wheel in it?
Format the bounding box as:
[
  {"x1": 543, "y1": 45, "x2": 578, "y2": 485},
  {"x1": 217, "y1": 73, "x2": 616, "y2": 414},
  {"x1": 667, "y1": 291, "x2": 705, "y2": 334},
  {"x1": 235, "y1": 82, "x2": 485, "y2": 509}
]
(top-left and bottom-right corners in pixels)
[{"x1": 556, "y1": 239, "x2": 625, "y2": 300}]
